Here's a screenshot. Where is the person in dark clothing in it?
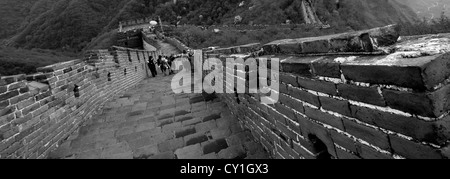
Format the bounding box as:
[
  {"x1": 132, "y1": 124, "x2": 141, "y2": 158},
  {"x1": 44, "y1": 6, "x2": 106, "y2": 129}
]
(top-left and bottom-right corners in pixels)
[
  {"x1": 168, "y1": 54, "x2": 175, "y2": 75},
  {"x1": 158, "y1": 55, "x2": 169, "y2": 76},
  {"x1": 157, "y1": 55, "x2": 162, "y2": 67},
  {"x1": 148, "y1": 56, "x2": 157, "y2": 77}
]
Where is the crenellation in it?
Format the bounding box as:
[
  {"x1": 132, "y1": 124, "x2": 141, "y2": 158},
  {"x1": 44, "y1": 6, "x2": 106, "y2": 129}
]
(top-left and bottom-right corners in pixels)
[
  {"x1": 207, "y1": 25, "x2": 450, "y2": 159},
  {"x1": 0, "y1": 46, "x2": 158, "y2": 158}
]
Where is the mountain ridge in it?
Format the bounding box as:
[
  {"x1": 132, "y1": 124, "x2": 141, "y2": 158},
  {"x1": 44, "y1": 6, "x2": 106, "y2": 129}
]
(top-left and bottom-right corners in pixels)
[{"x1": 0, "y1": 0, "x2": 419, "y2": 52}]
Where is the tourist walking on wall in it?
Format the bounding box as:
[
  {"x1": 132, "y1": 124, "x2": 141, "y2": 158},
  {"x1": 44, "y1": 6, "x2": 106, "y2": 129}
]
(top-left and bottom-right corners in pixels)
[
  {"x1": 168, "y1": 54, "x2": 175, "y2": 75},
  {"x1": 148, "y1": 56, "x2": 157, "y2": 77},
  {"x1": 158, "y1": 55, "x2": 170, "y2": 76}
]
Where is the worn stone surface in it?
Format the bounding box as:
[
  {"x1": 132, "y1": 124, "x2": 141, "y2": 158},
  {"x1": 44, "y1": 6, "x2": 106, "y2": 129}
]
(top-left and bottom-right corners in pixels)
[
  {"x1": 49, "y1": 75, "x2": 269, "y2": 159},
  {"x1": 264, "y1": 24, "x2": 399, "y2": 55}
]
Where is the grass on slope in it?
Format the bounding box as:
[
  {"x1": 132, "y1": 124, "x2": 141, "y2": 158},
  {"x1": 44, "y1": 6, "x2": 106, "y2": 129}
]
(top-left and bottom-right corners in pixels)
[{"x1": 0, "y1": 47, "x2": 77, "y2": 76}]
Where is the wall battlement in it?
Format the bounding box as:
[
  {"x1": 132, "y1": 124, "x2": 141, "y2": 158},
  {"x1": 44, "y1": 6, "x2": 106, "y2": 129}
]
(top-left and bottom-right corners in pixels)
[
  {"x1": 204, "y1": 25, "x2": 450, "y2": 159},
  {"x1": 0, "y1": 47, "x2": 159, "y2": 159}
]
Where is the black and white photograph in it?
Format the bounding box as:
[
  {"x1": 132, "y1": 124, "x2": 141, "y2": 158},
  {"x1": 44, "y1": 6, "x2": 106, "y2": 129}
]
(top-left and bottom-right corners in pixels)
[{"x1": 1, "y1": 0, "x2": 450, "y2": 166}]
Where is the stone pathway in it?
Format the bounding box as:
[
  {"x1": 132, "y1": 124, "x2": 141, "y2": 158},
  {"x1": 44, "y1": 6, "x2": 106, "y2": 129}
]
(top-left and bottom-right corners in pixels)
[
  {"x1": 49, "y1": 75, "x2": 269, "y2": 159},
  {"x1": 158, "y1": 40, "x2": 181, "y2": 55}
]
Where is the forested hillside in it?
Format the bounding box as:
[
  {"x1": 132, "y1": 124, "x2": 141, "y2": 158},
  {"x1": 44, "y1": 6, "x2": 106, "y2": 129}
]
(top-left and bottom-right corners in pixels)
[
  {"x1": 4, "y1": 0, "x2": 448, "y2": 76},
  {"x1": 1, "y1": 0, "x2": 419, "y2": 52},
  {"x1": 396, "y1": 0, "x2": 450, "y2": 20},
  {"x1": 0, "y1": 0, "x2": 39, "y2": 39}
]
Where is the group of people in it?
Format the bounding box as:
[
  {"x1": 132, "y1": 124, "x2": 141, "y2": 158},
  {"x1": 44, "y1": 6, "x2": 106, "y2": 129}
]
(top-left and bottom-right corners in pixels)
[
  {"x1": 147, "y1": 50, "x2": 195, "y2": 78},
  {"x1": 147, "y1": 55, "x2": 176, "y2": 77}
]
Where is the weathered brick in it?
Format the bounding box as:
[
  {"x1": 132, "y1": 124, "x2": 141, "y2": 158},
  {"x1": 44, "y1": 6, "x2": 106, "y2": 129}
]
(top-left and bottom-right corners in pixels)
[
  {"x1": 210, "y1": 128, "x2": 231, "y2": 139},
  {"x1": 195, "y1": 120, "x2": 216, "y2": 133},
  {"x1": 304, "y1": 106, "x2": 345, "y2": 131},
  {"x1": 336, "y1": 147, "x2": 361, "y2": 159},
  {"x1": 274, "y1": 103, "x2": 296, "y2": 121},
  {"x1": 175, "y1": 144, "x2": 202, "y2": 159},
  {"x1": 280, "y1": 138, "x2": 298, "y2": 158},
  {"x1": 0, "y1": 113, "x2": 14, "y2": 125},
  {"x1": 297, "y1": 77, "x2": 337, "y2": 95},
  {"x1": 319, "y1": 97, "x2": 352, "y2": 117},
  {"x1": 0, "y1": 100, "x2": 9, "y2": 110},
  {"x1": 0, "y1": 86, "x2": 7, "y2": 94},
  {"x1": 357, "y1": 144, "x2": 393, "y2": 159},
  {"x1": 0, "y1": 106, "x2": 14, "y2": 117},
  {"x1": 337, "y1": 84, "x2": 385, "y2": 106},
  {"x1": 279, "y1": 73, "x2": 298, "y2": 87},
  {"x1": 390, "y1": 135, "x2": 442, "y2": 159},
  {"x1": 1, "y1": 75, "x2": 25, "y2": 85},
  {"x1": 7, "y1": 82, "x2": 26, "y2": 91},
  {"x1": 302, "y1": 39, "x2": 330, "y2": 53},
  {"x1": 22, "y1": 103, "x2": 41, "y2": 116},
  {"x1": 35, "y1": 91, "x2": 52, "y2": 101},
  {"x1": 39, "y1": 96, "x2": 54, "y2": 106},
  {"x1": 342, "y1": 53, "x2": 450, "y2": 91},
  {"x1": 175, "y1": 127, "x2": 196, "y2": 138},
  {"x1": 218, "y1": 145, "x2": 246, "y2": 159},
  {"x1": 1, "y1": 125, "x2": 19, "y2": 140},
  {"x1": 288, "y1": 86, "x2": 320, "y2": 107},
  {"x1": 202, "y1": 114, "x2": 220, "y2": 122},
  {"x1": 63, "y1": 67, "x2": 72, "y2": 74},
  {"x1": 342, "y1": 119, "x2": 390, "y2": 150},
  {"x1": 343, "y1": 60, "x2": 422, "y2": 87},
  {"x1": 279, "y1": 83, "x2": 288, "y2": 94},
  {"x1": 31, "y1": 105, "x2": 49, "y2": 118},
  {"x1": 329, "y1": 130, "x2": 357, "y2": 153},
  {"x1": 279, "y1": 93, "x2": 304, "y2": 114},
  {"x1": 292, "y1": 141, "x2": 315, "y2": 159},
  {"x1": 185, "y1": 133, "x2": 209, "y2": 146},
  {"x1": 19, "y1": 87, "x2": 29, "y2": 94},
  {"x1": 274, "y1": 144, "x2": 290, "y2": 159},
  {"x1": 158, "y1": 138, "x2": 184, "y2": 152},
  {"x1": 267, "y1": 106, "x2": 286, "y2": 125},
  {"x1": 350, "y1": 104, "x2": 448, "y2": 144},
  {"x1": 382, "y1": 87, "x2": 450, "y2": 118},
  {"x1": 311, "y1": 58, "x2": 341, "y2": 78},
  {"x1": 280, "y1": 57, "x2": 314, "y2": 77},
  {"x1": 17, "y1": 97, "x2": 35, "y2": 110},
  {"x1": 0, "y1": 90, "x2": 19, "y2": 101},
  {"x1": 202, "y1": 139, "x2": 228, "y2": 154},
  {"x1": 1, "y1": 141, "x2": 23, "y2": 156},
  {"x1": 277, "y1": 42, "x2": 302, "y2": 54},
  {"x1": 276, "y1": 120, "x2": 297, "y2": 141},
  {"x1": 0, "y1": 79, "x2": 6, "y2": 86},
  {"x1": 10, "y1": 93, "x2": 31, "y2": 106}
]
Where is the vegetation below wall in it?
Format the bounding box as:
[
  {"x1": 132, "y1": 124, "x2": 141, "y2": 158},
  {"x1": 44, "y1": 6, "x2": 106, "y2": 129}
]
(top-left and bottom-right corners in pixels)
[
  {"x1": 2, "y1": 14, "x2": 450, "y2": 77},
  {"x1": 1, "y1": 0, "x2": 449, "y2": 76},
  {"x1": 1, "y1": 0, "x2": 418, "y2": 52},
  {"x1": 83, "y1": 30, "x2": 119, "y2": 50},
  {"x1": 399, "y1": 15, "x2": 450, "y2": 36},
  {"x1": 0, "y1": 47, "x2": 77, "y2": 76},
  {"x1": 171, "y1": 14, "x2": 450, "y2": 49}
]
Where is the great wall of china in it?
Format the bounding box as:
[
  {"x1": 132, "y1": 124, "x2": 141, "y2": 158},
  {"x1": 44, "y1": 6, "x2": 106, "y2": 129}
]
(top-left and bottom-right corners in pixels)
[{"x1": 1, "y1": 20, "x2": 450, "y2": 159}]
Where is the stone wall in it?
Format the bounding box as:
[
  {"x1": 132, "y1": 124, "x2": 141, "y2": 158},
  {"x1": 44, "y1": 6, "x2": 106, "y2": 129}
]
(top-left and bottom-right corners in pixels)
[
  {"x1": 0, "y1": 47, "x2": 159, "y2": 159},
  {"x1": 164, "y1": 36, "x2": 191, "y2": 53},
  {"x1": 120, "y1": 18, "x2": 152, "y2": 28},
  {"x1": 204, "y1": 26, "x2": 450, "y2": 159},
  {"x1": 116, "y1": 30, "x2": 144, "y2": 49}
]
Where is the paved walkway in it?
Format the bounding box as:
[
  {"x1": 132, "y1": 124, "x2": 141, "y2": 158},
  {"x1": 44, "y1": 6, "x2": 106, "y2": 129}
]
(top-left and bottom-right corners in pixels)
[
  {"x1": 158, "y1": 40, "x2": 181, "y2": 55},
  {"x1": 49, "y1": 75, "x2": 269, "y2": 159}
]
